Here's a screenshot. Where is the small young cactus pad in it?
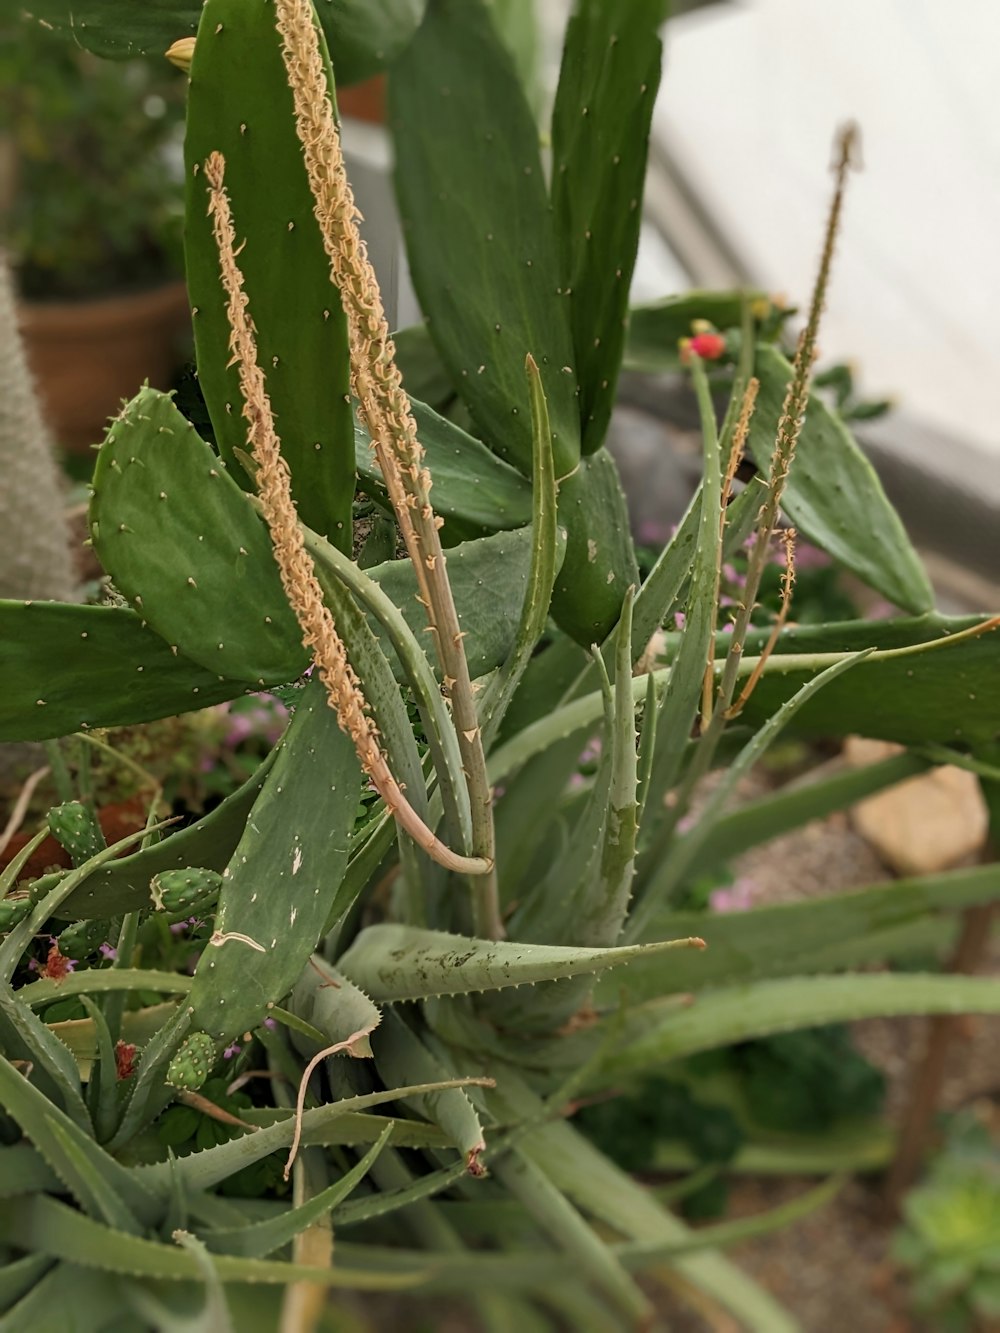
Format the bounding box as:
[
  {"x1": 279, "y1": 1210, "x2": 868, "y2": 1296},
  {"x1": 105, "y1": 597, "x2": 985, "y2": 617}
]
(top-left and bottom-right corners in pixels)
[
  {"x1": 0, "y1": 897, "x2": 31, "y2": 934},
  {"x1": 150, "y1": 868, "x2": 223, "y2": 917},
  {"x1": 47, "y1": 803, "x2": 106, "y2": 867},
  {"x1": 166, "y1": 1030, "x2": 218, "y2": 1092}
]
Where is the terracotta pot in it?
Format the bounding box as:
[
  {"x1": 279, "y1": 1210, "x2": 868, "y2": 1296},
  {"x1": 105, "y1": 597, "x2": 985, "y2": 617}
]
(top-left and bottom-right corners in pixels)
[
  {"x1": 338, "y1": 75, "x2": 386, "y2": 126},
  {"x1": 19, "y1": 279, "x2": 191, "y2": 455}
]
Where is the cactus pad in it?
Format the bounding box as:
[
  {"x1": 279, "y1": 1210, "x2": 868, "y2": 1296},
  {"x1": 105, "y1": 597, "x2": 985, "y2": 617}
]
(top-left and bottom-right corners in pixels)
[{"x1": 166, "y1": 1030, "x2": 218, "y2": 1092}]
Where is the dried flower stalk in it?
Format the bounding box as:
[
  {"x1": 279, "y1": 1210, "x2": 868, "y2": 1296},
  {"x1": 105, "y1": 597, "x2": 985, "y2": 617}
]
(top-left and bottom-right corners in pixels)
[
  {"x1": 718, "y1": 123, "x2": 858, "y2": 719},
  {"x1": 204, "y1": 152, "x2": 489, "y2": 878},
  {"x1": 272, "y1": 0, "x2": 501, "y2": 936}
]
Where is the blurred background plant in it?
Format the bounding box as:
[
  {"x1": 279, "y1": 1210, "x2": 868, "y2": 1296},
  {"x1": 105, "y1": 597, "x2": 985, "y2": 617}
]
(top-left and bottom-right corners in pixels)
[
  {"x1": 893, "y1": 1107, "x2": 1000, "y2": 1331},
  {"x1": 0, "y1": 20, "x2": 185, "y2": 301}
]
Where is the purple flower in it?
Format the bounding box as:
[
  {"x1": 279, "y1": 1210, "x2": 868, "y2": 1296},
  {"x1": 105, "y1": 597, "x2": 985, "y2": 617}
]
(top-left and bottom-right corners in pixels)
[
  {"x1": 98, "y1": 943, "x2": 117, "y2": 961},
  {"x1": 795, "y1": 542, "x2": 831, "y2": 571},
  {"x1": 709, "y1": 878, "x2": 757, "y2": 914},
  {"x1": 223, "y1": 1042, "x2": 242, "y2": 1060},
  {"x1": 674, "y1": 612, "x2": 686, "y2": 631},
  {"x1": 263, "y1": 1017, "x2": 277, "y2": 1031},
  {"x1": 637, "y1": 518, "x2": 670, "y2": 547}
]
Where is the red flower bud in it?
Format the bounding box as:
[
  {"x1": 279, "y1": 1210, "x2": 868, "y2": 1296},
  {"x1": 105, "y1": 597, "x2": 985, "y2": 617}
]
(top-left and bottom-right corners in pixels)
[{"x1": 688, "y1": 332, "x2": 726, "y2": 361}]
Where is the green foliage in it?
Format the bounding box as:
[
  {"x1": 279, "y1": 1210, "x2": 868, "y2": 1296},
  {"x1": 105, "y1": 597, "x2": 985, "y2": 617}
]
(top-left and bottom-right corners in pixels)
[
  {"x1": 2, "y1": 1, "x2": 999, "y2": 1329},
  {"x1": 893, "y1": 1112, "x2": 1000, "y2": 1330},
  {"x1": 0, "y1": 22, "x2": 185, "y2": 298},
  {"x1": 184, "y1": 0, "x2": 354, "y2": 546}
]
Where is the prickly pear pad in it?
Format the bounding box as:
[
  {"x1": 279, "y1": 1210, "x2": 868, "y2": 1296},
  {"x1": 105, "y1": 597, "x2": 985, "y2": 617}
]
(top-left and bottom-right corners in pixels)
[
  {"x1": 187, "y1": 675, "x2": 361, "y2": 1044},
  {"x1": 90, "y1": 386, "x2": 307, "y2": 686}
]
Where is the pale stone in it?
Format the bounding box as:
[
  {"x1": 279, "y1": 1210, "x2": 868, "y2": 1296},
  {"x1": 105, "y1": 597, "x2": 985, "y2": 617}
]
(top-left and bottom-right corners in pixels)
[{"x1": 844, "y1": 737, "x2": 989, "y2": 876}]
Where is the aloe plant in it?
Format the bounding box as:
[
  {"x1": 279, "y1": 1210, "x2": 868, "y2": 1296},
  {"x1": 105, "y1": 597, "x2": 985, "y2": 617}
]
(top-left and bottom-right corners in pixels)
[{"x1": 2, "y1": 2, "x2": 999, "y2": 1329}]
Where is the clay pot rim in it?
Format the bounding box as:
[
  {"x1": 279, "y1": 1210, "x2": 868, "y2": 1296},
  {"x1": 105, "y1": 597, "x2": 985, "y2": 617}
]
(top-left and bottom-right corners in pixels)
[{"x1": 18, "y1": 278, "x2": 190, "y2": 336}]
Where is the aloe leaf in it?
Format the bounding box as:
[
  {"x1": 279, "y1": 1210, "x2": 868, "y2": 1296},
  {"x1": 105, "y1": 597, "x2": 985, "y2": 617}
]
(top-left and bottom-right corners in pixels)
[
  {"x1": 187, "y1": 677, "x2": 361, "y2": 1045},
  {"x1": 0, "y1": 1254, "x2": 52, "y2": 1313},
  {"x1": 48, "y1": 1121, "x2": 143, "y2": 1234},
  {"x1": 495, "y1": 1151, "x2": 653, "y2": 1328},
  {"x1": 0, "y1": 1145, "x2": 60, "y2": 1197},
  {"x1": 0, "y1": 1262, "x2": 123, "y2": 1333},
  {"x1": 289, "y1": 954, "x2": 381, "y2": 1061},
  {"x1": 301, "y1": 522, "x2": 471, "y2": 849},
  {"x1": 141, "y1": 1078, "x2": 491, "y2": 1194},
  {"x1": 0, "y1": 983, "x2": 89, "y2": 1130},
  {"x1": 128, "y1": 1230, "x2": 236, "y2": 1333},
  {"x1": 390, "y1": 0, "x2": 580, "y2": 478},
  {"x1": 625, "y1": 290, "x2": 765, "y2": 373},
  {"x1": 368, "y1": 523, "x2": 563, "y2": 684},
  {"x1": 552, "y1": 447, "x2": 639, "y2": 646},
  {"x1": 495, "y1": 731, "x2": 592, "y2": 907},
  {"x1": 333, "y1": 1154, "x2": 471, "y2": 1227},
  {"x1": 750, "y1": 345, "x2": 933, "y2": 612},
  {"x1": 373, "y1": 1010, "x2": 486, "y2": 1173},
  {"x1": 538, "y1": 1122, "x2": 798, "y2": 1332},
  {"x1": 584, "y1": 591, "x2": 640, "y2": 945},
  {"x1": 489, "y1": 1068, "x2": 798, "y2": 1332},
  {"x1": 21, "y1": 971, "x2": 191, "y2": 1011},
  {"x1": 0, "y1": 1193, "x2": 423, "y2": 1290},
  {"x1": 240, "y1": 1108, "x2": 451, "y2": 1151},
  {"x1": 0, "y1": 1056, "x2": 161, "y2": 1228},
  {"x1": 480, "y1": 355, "x2": 560, "y2": 747},
  {"x1": 551, "y1": 0, "x2": 666, "y2": 452},
  {"x1": 0, "y1": 599, "x2": 244, "y2": 743},
  {"x1": 630, "y1": 475, "x2": 764, "y2": 667},
  {"x1": 203, "y1": 1124, "x2": 394, "y2": 1259},
  {"x1": 630, "y1": 648, "x2": 872, "y2": 935},
  {"x1": 625, "y1": 1176, "x2": 843, "y2": 1262},
  {"x1": 647, "y1": 358, "x2": 724, "y2": 801},
  {"x1": 355, "y1": 398, "x2": 532, "y2": 539},
  {"x1": 498, "y1": 614, "x2": 1000, "y2": 791},
  {"x1": 337, "y1": 925, "x2": 704, "y2": 1002},
  {"x1": 77, "y1": 997, "x2": 118, "y2": 1143},
  {"x1": 108, "y1": 1002, "x2": 194, "y2": 1152},
  {"x1": 48, "y1": 1002, "x2": 180, "y2": 1082},
  {"x1": 506, "y1": 723, "x2": 613, "y2": 946},
  {"x1": 186, "y1": 0, "x2": 353, "y2": 548},
  {"x1": 614, "y1": 861, "x2": 1000, "y2": 1002},
  {"x1": 605, "y1": 973, "x2": 1000, "y2": 1082},
  {"x1": 731, "y1": 613, "x2": 1000, "y2": 746}
]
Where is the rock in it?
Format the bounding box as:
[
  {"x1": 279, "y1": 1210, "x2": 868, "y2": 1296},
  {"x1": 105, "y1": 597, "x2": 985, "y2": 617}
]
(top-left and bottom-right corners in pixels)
[{"x1": 844, "y1": 737, "x2": 988, "y2": 876}]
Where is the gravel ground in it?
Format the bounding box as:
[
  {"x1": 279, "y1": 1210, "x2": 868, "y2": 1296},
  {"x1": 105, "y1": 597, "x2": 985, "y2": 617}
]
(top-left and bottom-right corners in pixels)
[{"x1": 657, "y1": 776, "x2": 1000, "y2": 1333}]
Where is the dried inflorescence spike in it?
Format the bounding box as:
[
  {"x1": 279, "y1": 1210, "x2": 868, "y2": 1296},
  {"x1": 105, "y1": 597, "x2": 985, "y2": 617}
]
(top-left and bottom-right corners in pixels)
[
  {"x1": 272, "y1": 0, "x2": 501, "y2": 935},
  {"x1": 203, "y1": 151, "x2": 488, "y2": 878}
]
